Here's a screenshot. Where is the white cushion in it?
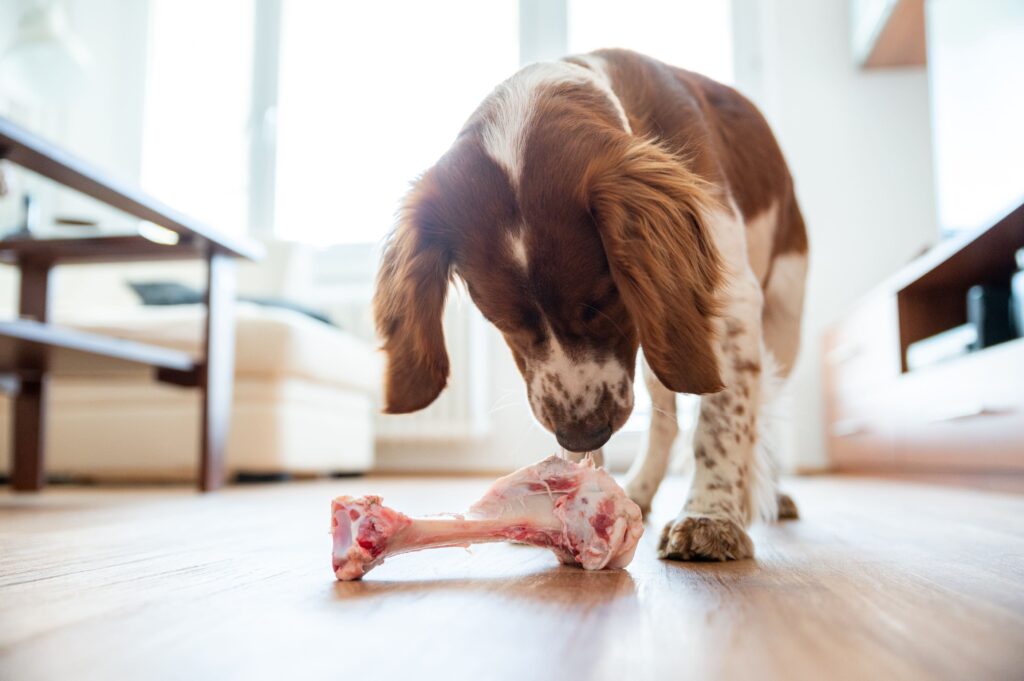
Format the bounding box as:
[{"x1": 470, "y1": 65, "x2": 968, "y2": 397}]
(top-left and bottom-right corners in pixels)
[
  {"x1": 0, "y1": 377, "x2": 375, "y2": 477},
  {"x1": 57, "y1": 303, "x2": 381, "y2": 395}
]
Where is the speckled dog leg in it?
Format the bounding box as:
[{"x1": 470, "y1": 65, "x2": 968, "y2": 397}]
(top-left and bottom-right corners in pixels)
[
  {"x1": 623, "y1": 359, "x2": 677, "y2": 515},
  {"x1": 660, "y1": 222, "x2": 769, "y2": 562}
]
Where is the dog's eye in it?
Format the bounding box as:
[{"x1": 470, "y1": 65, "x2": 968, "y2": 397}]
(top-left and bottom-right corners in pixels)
[
  {"x1": 518, "y1": 308, "x2": 541, "y2": 331},
  {"x1": 580, "y1": 303, "x2": 601, "y2": 323}
]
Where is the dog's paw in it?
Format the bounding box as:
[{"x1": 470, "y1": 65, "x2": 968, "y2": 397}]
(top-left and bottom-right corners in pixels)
[
  {"x1": 658, "y1": 515, "x2": 754, "y2": 561},
  {"x1": 776, "y1": 493, "x2": 800, "y2": 520}
]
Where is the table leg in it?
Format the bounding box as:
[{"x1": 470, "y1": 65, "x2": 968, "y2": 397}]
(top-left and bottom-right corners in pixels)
[
  {"x1": 199, "y1": 251, "x2": 236, "y2": 492},
  {"x1": 12, "y1": 378, "x2": 47, "y2": 491},
  {"x1": 11, "y1": 261, "x2": 51, "y2": 491}
]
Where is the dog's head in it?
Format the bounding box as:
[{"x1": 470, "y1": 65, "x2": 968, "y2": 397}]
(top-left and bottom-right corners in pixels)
[{"x1": 373, "y1": 66, "x2": 724, "y2": 452}]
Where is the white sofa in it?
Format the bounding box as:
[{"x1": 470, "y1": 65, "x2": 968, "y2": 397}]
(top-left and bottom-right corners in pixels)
[{"x1": 0, "y1": 242, "x2": 381, "y2": 481}]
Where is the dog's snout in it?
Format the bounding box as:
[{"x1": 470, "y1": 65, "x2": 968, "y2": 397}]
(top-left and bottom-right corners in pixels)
[{"x1": 555, "y1": 424, "x2": 612, "y2": 453}]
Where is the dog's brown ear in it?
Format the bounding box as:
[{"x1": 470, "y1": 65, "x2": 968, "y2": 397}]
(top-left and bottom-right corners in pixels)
[
  {"x1": 373, "y1": 180, "x2": 451, "y2": 413},
  {"x1": 589, "y1": 139, "x2": 724, "y2": 394}
]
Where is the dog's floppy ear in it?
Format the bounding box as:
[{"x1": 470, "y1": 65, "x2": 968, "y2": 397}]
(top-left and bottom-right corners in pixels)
[
  {"x1": 589, "y1": 139, "x2": 724, "y2": 394},
  {"x1": 373, "y1": 180, "x2": 451, "y2": 413}
]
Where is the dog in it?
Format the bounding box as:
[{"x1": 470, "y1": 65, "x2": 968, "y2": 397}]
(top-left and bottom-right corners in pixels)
[{"x1": 372, "y1": 49, "x2": 808, "y2": 561}]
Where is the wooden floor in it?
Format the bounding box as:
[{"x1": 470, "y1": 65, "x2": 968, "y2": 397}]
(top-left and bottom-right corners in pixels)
[{"x1": 2, "y1": 475, "x2": 1023, "y2": 681}]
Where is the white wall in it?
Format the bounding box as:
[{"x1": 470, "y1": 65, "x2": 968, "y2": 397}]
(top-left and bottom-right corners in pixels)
[
  {"x1": 0, "y1": 0, "x2": 151, "y2": 228},
  {"x1": 926, "y1": 0, "x2": 1024, "y2": 234},
  {"x1": 733, "y1": 0, "x2": 938, "y2": 470},
  {"x1": 0, "y1": 0, "x2": 154, "y2": 318},
  {"x1": 61, "y1": 0, "x2": 151, "y2": 182},
  {"x1": 0, "y1": 0, "x2": 31, "y2": 245}
]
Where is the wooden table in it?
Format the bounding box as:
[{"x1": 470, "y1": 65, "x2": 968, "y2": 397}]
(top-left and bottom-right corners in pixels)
[{"x1": 0, "y1": 116, "x2": 262, "y2": 492}]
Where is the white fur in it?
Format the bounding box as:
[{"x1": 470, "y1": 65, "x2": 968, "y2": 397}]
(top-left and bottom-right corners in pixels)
[
  {"x1": 566, "y1": 54, "x2": 632, "y2": 133},
  {"x1": 508, "y1": 234, "x2": 528, "y2": 268},
  {"x1": 765, "y1": 252, "x2": 807, "y2": 317},
  {"x1": 526, "y1": 329, "x2": 632, "y2": 424},
  {"x1": 744, "y1": 201, "x2": 779, "y2": 282},
  {"x1": 481, "y1": 60, "x2": 631, "y2": 189},
  {"x1": 623, "y1": 356, "x2": 677, "y2": 511},
  {"x1": 751, "y1": 347, "x2": 785, "y2": 521},
  {"x1": 763, "y1": 250, "x2": 808, "y2": 375}
]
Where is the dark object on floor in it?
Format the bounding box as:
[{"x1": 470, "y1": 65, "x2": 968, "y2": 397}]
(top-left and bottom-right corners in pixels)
[
  {"x1": 967, "y1": 284, "x2": 1014, "y2": 349},
  {"x1": 129, "y1": 281, "x2": 336, "y2": 326}
]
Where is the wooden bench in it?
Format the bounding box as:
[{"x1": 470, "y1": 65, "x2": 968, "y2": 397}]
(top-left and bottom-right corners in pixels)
[{"x1": 0, "y1": 116, "x2": 262, "y2": 492}]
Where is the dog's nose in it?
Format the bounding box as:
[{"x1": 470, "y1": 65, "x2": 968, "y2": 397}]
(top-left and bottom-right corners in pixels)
[{"x1": 555, "y1": 424, "x2": 612, "y2": 453}]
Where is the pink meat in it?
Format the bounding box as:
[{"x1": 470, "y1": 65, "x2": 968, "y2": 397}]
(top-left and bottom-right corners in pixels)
[{"x1": 331, "y1": 455, "x2": 644, "y2": 580}]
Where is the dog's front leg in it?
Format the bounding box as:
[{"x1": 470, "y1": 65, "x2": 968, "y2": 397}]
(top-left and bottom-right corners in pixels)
[
  {"x1": 623, "y1": 358, "x2": 678, "y2": 515},
  {"x1": 658, "y1": 249, "x2": 766, "y2": 561}
]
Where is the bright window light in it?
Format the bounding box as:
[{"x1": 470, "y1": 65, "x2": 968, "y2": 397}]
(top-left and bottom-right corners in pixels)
[
  {"x1": 274, "y1": 0, "x2": 519, "y2": 246},
  {"x1": 568, "y1": 0, "x2": 734, "y2": 85},
  {"x1": 140, "y1": 0, "x2": 253, "y2": 236}
]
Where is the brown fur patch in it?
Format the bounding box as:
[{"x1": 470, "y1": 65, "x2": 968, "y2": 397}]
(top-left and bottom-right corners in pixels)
[
  {"x1": 589, "y1": 137, "x2": 725, "y2": 395},
  {"x1": 373, "y1": 178, "x2": 453, "y2": 414},
  {"x1": 733, "y1": 359, "x2": 761, "y2": 374}
]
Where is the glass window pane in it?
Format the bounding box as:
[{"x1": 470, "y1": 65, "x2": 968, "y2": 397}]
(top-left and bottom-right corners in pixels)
[
  {"x1": 568, "y1": 0, "x2": 733, "y2": 85},
  {"x1": 141, "y1": 0, "x2": 254, "y2": 236},
  {"x1": 275, "y1": 0, "x2": 519, "y2": 246}
]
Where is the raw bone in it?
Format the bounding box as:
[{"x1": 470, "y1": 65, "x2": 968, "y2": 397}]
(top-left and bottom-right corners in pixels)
[{"x1": 331, "y1": 455, "x2": 644, "y2": 580}]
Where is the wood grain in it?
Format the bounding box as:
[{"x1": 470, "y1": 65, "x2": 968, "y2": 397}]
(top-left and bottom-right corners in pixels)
[{"x1": 1, "y1": 475, "x2": 1022, "y2": 680}]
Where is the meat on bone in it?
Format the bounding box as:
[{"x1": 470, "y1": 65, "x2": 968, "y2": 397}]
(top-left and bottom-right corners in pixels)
[{"x1": 331, "y1": 455, "x2": 644, "y2": 580}]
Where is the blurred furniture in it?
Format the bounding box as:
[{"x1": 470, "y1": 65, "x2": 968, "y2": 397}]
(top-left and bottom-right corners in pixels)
[
  {"x1": 0, "y1": 115, "x2": 262, "y2": 491},
  {"x1": 0, "y1": 303, "x2": 379, "y2": 480},
  {"x1": 824, "y1": 202, "x2": 1024, "y2": 472}
]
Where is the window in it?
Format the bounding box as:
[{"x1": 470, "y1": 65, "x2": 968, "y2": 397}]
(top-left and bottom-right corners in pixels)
[
  {"x1": 273, "y1": 0, "x2": 519, "y2": 246},
  {"x1": 141, "y1": 0, "x2": 253, "y2": 236},
  {"x1": 568, "y1": 0, "x2": 734, "y2": 85}
]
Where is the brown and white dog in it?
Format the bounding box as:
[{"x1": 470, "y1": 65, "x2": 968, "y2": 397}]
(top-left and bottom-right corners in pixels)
[{"x1": 373, "y1": 49, "x2": 808, "y2": 561}]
